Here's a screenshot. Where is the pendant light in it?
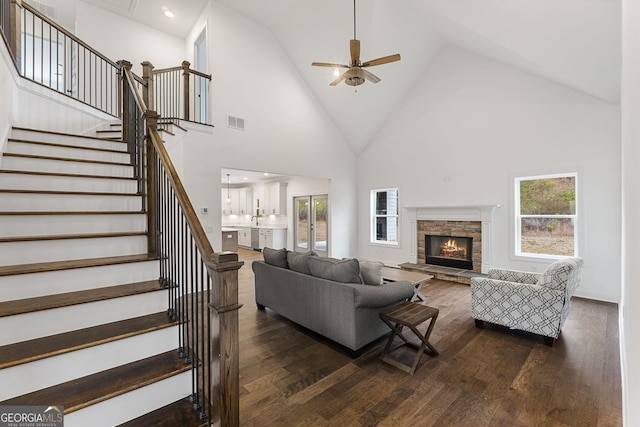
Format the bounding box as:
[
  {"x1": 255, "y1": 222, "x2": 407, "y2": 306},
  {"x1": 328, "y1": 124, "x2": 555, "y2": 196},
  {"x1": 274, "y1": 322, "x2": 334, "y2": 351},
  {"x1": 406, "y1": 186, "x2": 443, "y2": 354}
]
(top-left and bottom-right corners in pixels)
[{"x1": 225, "y1": 174, "x2": 231, "y2": 204}]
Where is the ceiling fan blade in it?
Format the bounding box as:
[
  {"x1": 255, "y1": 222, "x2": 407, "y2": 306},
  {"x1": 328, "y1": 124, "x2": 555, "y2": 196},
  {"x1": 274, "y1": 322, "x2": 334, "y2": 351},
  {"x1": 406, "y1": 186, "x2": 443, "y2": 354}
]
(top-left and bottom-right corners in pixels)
[
  {"x1": 363, "y1": 69, "x2": 381, "y2": 84},
  {"x1": 329, "y1": 72, "x2": 348, "y2": 86},
  {"x1": 311, "y1": 62, "x2": 350, "y2": 68},
  {"x1": 362, "y1": 53, "x2": 401, "y2": 67},
  {"x1": 350, "y1": 39, "x2": 360, "y2": 66}
]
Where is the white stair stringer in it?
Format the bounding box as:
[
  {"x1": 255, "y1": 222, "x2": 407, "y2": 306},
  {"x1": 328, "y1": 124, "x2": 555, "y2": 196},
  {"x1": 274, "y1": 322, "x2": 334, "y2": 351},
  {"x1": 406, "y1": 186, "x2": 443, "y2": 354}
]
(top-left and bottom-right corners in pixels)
[
  {"x1": 0, "y1": 326, "x2": 178, "y2": 401},
  {"x1": 65, "y1": 372, "x2": 191, "y2": 427},
  {"x1": 0, "y1": 259, "x2": 159, "y2": 302},
  {"x1": 0, "y1": 290, "x2": 167, "y2": 346}
]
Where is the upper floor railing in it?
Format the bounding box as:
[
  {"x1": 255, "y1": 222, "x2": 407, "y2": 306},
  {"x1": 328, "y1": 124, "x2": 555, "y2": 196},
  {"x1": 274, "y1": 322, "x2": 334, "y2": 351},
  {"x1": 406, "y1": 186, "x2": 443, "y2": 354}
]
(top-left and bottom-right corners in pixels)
[{"x1": 0, "y1": 0, "x2": 212, "y2": 125}]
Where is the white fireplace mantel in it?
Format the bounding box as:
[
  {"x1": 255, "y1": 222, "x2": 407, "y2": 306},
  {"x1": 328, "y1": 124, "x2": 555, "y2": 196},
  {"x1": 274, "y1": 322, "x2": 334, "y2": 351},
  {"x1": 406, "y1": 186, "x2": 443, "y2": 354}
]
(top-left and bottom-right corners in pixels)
[{"x1": 406, "y1": 205, "x2": 500, "y2": 274}]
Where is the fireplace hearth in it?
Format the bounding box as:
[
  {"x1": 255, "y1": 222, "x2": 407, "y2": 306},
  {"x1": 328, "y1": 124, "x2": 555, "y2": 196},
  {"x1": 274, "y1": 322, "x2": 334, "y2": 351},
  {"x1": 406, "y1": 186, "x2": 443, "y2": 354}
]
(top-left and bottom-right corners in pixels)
[{"x1": 426, "y1": 235, "x2": 473, "y2": 270}]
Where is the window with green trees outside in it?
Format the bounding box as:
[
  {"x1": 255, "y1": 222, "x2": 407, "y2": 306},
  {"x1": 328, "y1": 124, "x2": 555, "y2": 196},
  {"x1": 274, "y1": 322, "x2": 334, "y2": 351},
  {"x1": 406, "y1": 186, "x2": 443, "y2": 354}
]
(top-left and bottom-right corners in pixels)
[{"x1": 515, "y1": 173, "x2": 577, "y2": 258}]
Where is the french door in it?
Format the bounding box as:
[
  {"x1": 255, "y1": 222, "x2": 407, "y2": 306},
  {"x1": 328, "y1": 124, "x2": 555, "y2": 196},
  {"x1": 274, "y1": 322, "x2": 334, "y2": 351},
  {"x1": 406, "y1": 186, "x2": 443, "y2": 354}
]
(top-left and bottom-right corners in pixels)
[{"x1": 294, "y1": 195, "x2": 328, "y2": 257}]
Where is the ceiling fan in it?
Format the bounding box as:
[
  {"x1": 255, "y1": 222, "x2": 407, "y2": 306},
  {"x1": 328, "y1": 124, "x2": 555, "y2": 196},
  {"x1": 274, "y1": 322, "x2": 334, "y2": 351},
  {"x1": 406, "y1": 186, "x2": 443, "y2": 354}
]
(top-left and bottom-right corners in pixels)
[{"x1": 312, "y1": 0, "x2": 401, "y2": 87}]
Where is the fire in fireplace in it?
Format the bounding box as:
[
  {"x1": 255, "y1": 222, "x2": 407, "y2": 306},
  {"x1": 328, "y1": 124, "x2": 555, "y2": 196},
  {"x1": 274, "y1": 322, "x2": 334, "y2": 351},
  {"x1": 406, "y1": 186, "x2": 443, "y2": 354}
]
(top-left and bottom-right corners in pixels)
[{"x1": 425, "y1": 235, "x2": 473, "y2": 270}]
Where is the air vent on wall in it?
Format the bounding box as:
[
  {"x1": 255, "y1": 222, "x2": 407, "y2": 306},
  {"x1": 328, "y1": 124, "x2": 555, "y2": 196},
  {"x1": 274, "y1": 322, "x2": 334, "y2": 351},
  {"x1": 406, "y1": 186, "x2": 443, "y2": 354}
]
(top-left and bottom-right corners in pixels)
[{"x1": 227, "y1": 115, "x2": 245, "y2": 131}]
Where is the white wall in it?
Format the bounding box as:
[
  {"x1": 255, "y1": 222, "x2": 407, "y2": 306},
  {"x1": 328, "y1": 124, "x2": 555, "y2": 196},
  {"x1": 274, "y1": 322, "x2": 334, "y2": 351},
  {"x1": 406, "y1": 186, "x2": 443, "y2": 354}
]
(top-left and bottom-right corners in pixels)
[
  {"x1": 75, "y1": 1, "x2": 185, "y2": 73},
  {"x1": 357, "y1": 46, "x2": 621, "y2": 303},
  {"x1": 178, "y1": 3, "x2": 357, "y2": 257},
  {"x1": 621, "y1": 0, "x2": 640, "y2": 424}
]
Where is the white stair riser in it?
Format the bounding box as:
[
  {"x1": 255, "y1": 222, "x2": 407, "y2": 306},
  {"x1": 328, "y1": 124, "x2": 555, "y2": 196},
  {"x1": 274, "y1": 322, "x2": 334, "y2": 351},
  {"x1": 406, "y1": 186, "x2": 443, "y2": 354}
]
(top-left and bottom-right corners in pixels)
[
  {"x1": 0, "y1": 261, "x2": 159, "y2": 302},
  {"x1": 65, "y1": 372, "x2": 191, "y2": 427},
  {"x1": 95, "y1": 130, "x2": 122, "y2": 138},
  {"x1": 0, "y1": 235, "x2": 148, "y2": 266},
  {"x1": 0, "y1": 326, "x2": 178, "y2": 401},
  {"x1": 0, "y1": 193, "x2": 142, "y2": 212},
  {"x1": 0, "y1": 213, "x2": 146, "y2": 237},
  {"x1": 0, "y1": 173, "x2": 138, "y2": 193},
  {"x1": 7, "y1": 141, "x2": 129, "y2": 164},
  {"x1": 11, "y1": 129, "x2": 125, "y2": 151},
  {"x1": 0, "y1": 291, "x2": 167, "y2": 345},
  {"x1": 1, "y1": 156, "x2": 134, "y2": 177}
]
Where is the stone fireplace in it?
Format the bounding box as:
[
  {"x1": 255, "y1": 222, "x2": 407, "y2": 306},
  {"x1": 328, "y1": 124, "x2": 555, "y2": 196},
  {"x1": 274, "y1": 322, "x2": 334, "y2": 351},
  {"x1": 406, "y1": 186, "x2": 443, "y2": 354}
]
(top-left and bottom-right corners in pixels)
[{"x1": 401, "y1": 205, "x2": 500, "y2": 281}]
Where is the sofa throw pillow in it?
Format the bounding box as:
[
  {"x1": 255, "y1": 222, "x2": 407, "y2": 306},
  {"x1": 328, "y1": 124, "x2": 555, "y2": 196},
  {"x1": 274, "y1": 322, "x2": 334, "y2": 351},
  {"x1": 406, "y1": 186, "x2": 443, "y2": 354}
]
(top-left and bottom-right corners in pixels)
[
  {"x1": 359, "y1": 260, "x2": 384, "y2": 285},
  {"x1": 307, "y1": 257, "x2": 362, "y2": 284},
  {"x1": 263, "y1": 247, "x2": 288, "y2": 269},
  {"x1": 287, "y1": 251, "x2": 317, "y2": 275}
]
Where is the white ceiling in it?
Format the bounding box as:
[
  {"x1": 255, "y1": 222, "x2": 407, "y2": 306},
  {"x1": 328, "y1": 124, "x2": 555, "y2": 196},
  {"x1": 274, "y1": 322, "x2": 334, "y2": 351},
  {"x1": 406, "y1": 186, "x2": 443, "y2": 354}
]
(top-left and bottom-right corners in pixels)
[{"x1": 41, "y1": 0, "x2": 621, "y2": 156}]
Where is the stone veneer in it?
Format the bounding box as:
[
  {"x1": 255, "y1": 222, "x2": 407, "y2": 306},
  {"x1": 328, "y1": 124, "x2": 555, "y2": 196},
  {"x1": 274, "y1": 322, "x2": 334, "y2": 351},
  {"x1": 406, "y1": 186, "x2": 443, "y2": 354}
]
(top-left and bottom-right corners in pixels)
[{"x1": 417, "y1": 220, "x2": 482, "y2": 273}]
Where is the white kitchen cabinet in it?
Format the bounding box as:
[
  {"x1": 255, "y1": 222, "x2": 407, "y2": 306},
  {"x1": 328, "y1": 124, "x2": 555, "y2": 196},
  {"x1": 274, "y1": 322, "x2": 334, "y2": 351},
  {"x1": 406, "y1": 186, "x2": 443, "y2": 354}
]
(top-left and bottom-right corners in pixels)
[
  {"x1": 222, "y1": 187, "x2": 254, "y2": 215},
  {"x1": 259, "y1": 228, "x2": 286, "y2": 250},
  {"x1": 238, "y1": 227, "x2": 252, "y2": 247},
  {"x1": 239, "y1": 187, "x2": 253, "y2": 215},
  {"x1": 265, "y1": 182, "x2": 288, "y2": 215},
  {"x1": 259, "y1": 228, "x2": 272, "y2": 250}
]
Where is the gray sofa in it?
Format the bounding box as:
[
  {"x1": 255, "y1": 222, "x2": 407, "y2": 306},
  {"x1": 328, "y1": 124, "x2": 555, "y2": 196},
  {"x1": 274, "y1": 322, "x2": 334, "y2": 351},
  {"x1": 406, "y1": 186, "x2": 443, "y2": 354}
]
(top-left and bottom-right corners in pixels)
[{"x1": 252, "y1": 248, "x2": 415, "y2": 352}]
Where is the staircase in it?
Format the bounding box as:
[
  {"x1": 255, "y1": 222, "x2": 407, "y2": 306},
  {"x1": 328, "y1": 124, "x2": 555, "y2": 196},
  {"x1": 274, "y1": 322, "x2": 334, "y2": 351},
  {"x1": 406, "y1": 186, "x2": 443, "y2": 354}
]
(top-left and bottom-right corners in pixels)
[{"x1": 0, "y1": 126, "x2": 205, "y2": 426}]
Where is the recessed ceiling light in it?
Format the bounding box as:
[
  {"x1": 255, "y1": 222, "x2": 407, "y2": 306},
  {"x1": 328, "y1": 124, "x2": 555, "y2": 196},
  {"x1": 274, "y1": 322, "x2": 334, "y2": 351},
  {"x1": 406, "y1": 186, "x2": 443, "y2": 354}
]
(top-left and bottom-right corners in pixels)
[
  {"x1": 164, "y1": 9, "x2": 174, "y2": 18},
  {"x1": 333, "y1": 69, "x2": 340, "y2": 77}
]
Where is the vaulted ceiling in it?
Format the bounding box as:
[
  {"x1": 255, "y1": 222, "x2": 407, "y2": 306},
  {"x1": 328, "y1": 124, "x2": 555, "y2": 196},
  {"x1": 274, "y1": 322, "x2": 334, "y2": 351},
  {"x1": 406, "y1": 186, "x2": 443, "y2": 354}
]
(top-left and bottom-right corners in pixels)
[{"x1": 47, "y1": 0, "x2": 622, "y2": 155}]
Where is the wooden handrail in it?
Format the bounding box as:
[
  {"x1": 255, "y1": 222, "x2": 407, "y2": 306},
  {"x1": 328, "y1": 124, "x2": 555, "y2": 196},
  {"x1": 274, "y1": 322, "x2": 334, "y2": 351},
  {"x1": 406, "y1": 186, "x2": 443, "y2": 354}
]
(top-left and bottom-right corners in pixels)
[{"x1": 153, "y1": 65, "x2": 212, "y2": 80}]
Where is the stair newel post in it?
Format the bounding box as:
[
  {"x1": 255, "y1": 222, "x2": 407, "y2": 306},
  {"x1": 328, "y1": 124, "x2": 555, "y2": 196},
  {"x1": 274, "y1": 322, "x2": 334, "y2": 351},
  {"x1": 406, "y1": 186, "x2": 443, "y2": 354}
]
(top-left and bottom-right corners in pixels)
[
  {"x1": 6, "y1": 0, "x2": 22, "y2": 71},
  {"x1": 144, "y1": 111, "x2": 159, "y2": 256},
  {"x1": 141, "y1": 61, "x2": 155, "y2": 113},
  {"x1": 182, "y1": 60, "x2": 191, "y2": 121},
  {"x1": 118, "y1": 60, "x2": 134, "y2": 163},
  {"x1": 206, "y1": 252, "x2": 244, "y2": 427}
]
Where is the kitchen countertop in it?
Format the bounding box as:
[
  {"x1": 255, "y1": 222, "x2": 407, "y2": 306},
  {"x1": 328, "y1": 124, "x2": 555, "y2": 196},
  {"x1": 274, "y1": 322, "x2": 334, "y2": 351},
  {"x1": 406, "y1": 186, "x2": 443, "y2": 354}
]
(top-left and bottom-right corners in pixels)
[
  {"x1": 224, "y1": 224, "x2": 288, "y2": 230},
  {"x1": 221, "y1": 227, "x2": 241, "y2": 232}
]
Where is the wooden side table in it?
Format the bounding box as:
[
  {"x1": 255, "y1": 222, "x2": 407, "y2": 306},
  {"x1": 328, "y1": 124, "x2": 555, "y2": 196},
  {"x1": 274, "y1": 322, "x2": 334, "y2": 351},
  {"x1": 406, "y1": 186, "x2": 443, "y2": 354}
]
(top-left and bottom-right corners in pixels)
[{"x1": 379, "y1": 301, "x2": 439, "y2": 375}]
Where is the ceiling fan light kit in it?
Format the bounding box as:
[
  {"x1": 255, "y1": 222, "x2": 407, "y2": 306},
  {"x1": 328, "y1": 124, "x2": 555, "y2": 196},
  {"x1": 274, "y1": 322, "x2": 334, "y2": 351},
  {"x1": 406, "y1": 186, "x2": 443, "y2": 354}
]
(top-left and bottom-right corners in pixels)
[{"x1": 312, "y1": 0, "x2": 401, "y2": 87}]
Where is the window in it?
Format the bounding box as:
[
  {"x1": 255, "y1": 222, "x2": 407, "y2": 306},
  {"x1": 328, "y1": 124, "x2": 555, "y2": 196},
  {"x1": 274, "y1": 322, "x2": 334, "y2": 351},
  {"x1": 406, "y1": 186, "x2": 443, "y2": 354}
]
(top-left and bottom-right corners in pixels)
[
  {"x1": 515, "y1": 173, "x2": 578, "y2": 258},
  {"x1": 371, "y1": 188, "x2": 399, "y2": 245}
]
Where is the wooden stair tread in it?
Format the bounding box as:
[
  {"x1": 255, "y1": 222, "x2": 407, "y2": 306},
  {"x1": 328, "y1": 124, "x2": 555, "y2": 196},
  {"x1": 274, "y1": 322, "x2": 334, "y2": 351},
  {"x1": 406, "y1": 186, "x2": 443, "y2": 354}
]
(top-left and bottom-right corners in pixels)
[
  {"x1": 0, "y1": 253, "x2": 159, "y2": 277},
  {"x1": 0, "y1": 231, "x2": 147, "y2": 243},
  {"x1": 0, "y1": 169, "x2": 137, "y2": 181},
  {"x1": 8, "y1": 138, "x2": 126, "y2": 154},
  {"x1": 12, "y1": 126, "x2": 126, "y2": 144},
  {"x1": 0, "y1": 188, "x2": 140, "y2": 196},
  {"x1": 0, "y1": 350, "x2": 190, "y2": 414},
  {"x1": 0, "y1": 312, "x2": 176, "y2": 369},
  {"x1": 2, "y1": 152, "x2": 129, "y2": 166},
  {"x1": 0, "y1": 280, "x2": 165, "y2": 317},
  {"x1": 118, "y1": 397, "x2": 207, "y2": 427}
]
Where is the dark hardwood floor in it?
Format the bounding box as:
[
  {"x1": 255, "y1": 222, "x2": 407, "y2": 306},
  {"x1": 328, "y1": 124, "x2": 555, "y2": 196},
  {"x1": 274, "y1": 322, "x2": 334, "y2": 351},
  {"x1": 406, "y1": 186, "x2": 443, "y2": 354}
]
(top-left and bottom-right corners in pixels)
[{"x1": 236, "y1": 248, "x2": 622, "y2": 426}]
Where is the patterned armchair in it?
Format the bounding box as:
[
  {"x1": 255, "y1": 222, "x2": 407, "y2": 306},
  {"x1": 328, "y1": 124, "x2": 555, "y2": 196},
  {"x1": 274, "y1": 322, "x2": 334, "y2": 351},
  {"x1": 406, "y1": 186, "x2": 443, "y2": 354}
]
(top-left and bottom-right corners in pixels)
[{"x1": 470, "y1": 257, "x2": 583, "y2": 346}]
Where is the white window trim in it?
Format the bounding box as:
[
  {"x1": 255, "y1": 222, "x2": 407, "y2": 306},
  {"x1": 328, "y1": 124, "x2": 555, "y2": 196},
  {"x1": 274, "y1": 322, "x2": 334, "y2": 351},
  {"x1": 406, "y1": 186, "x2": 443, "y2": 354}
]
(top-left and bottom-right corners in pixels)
[
  {"x1": 514, "y1": 172, "x2": 579, "y2": 260},
  {"x1": 370, "y1": 188, "x2": 400, "y2": 246}
]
